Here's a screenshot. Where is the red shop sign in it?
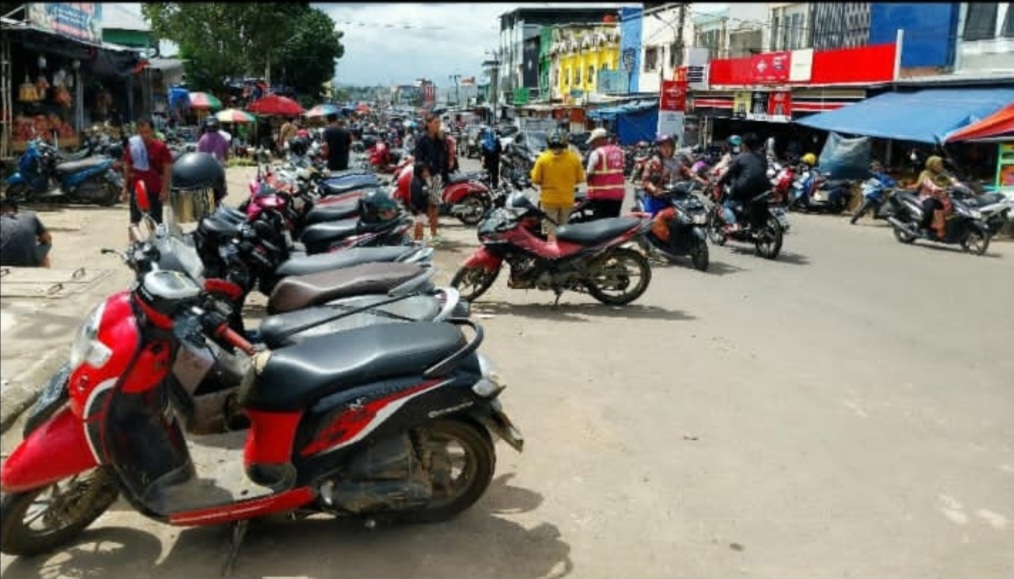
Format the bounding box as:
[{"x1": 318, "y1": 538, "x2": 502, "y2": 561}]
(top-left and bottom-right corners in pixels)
[
  {"x1": 660, "y1": 80, "x2": 687, "y2": 112},
  {"x1": 767, "y1": 91, "x2": 792, "y2": 117},
  {"x1": 752, "y1": 51, "x2": 791, "y2": 83}
]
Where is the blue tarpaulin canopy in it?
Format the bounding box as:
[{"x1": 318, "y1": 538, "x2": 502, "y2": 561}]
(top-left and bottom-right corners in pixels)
[
  {"x1": 589, "y1": 100, "x2": 659, "y2": 145},
  {"x1": 794, "y1": 88, "x2": 1014, "y2": 144}
]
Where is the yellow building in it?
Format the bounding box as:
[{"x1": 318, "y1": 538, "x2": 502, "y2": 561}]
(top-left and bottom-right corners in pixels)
[{"x1": 549, "y1": 23, "x2": 620, "y2": 103}]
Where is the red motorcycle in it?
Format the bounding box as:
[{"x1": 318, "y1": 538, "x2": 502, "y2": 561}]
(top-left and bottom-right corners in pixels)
[
  {"x1": 367, "y1": 140, "x2": 403, "y2": 174},
  {"x1": 451, "y1": 193, "x2": 653, "y2": 305},
  {"x1": 394, "y1": 163, "x2": 493, "y2": 226},
  {"x1": 0, "y1": 192, "x2": 522, "y2": 572}
]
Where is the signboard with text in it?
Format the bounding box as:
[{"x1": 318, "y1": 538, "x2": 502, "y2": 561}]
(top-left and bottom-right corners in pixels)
[
  {"x1": 742, "y1": 91, "x2": 792, "y2": 123},
  {"x1": 732, "y1": 91, "x2": 752, "y2": 118},
  {"x1": 27, "y1": 3, "x2": 102, "y2": 43},
  {"x1": 751, "y1": 51, "x2": 791, "y2": 83},
  {"x1": 660, "y1": 80, "x2": 687, "y2": 112}
]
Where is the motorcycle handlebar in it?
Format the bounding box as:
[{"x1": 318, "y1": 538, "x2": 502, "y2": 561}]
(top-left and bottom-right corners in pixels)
[{"x1": 214, "y1": 324, "x2": 257, "y2": 356}]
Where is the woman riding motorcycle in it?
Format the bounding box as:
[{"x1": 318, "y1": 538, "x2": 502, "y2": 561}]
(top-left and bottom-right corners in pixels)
[
  {"x1": 917, "y1": 155, "x2": 961, "y2": 238},
  {"x1": 640, "y1": 134, "x2": 705, "y2": 215}
]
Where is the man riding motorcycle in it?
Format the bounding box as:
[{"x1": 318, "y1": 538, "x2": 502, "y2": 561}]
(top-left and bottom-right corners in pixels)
[{"x1": 717, "y1": 132, "x2": 770, "y2": 233}]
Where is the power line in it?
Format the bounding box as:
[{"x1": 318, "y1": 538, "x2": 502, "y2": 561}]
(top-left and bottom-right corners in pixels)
[{"x1": 332, "y1": 19, "x2": 496, "y2": 32}]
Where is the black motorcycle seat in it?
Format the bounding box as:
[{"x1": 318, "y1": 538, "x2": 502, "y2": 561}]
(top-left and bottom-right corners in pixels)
[
  {"x1": 217, "y1": 205, "x2": 248, "y2": 223},
  {"x1": 304, "y1": 201, "x2": 358, "y2": 226},
  {"x1": 199, "y1": 215, "x2": 242, "y2": 238},
  {"x1": 275, "y1": 246, "x2": 414, "y2": 278},
  {"x1": 267, "y1": 262, "x2": 428, "y2": 314},
  {"x1": 245, "y1": 322, "x2": 466, "y2": 412},
  {"x1": 55, "y1": 156, "x2": 108, "y2": 174},
  {"x1": 446, "y1": 173, "x2": 472, "y2": 185},
  {"x1": 322, "y1": 181, "x2": 375, "y2": 197},
  {"x1": 555, "y1": 216, "x2": 641, "y2": 245},
  {"x1": 258, "y1": 294, "x2": 442, "y2": 349},
  {"x1": 301, "y1": 219, "x2": 360, "y2": 245},
  {"x1": 59, "y1": 148, "x2": 92, "y2": 162}
]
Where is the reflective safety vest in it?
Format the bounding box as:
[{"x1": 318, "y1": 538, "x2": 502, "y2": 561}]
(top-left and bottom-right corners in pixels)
[{"x1": 586, "y1": 144, "x2": 626, "y2": 201}]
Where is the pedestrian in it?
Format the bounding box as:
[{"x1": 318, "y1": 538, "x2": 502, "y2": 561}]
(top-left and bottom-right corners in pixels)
[
  {"x1": 322, "y1": 113, "x2": 353, "y2": 172},
  {"x1": 530, "y1": 130, "x2": 585, "y2": 243},
  {"x1": 277, "y1": 116, "x2": 297, "y2": 152},
  {"x1": 480, "y1": 126, "x2": 502, "y2": 188},
  {"x1": 583, "y1": 128, "x2": 626, "y2": 220},
  {"x1": 1, "y1": 197, "x2": 52, "y2": 268},
  {"x1": 122, "y1": 116, "x2": 173, "y2": 238},
  {"x1": 409, "y1": 162, "x2": 432, "y2": 242},
  {"x1": 413, "y1": 113, "x2": 449, "y2": 244},
  {"x1": 197, "y1": 116, "x2": 230, "y2": 165},
  {"x1": 441, "y1": 123, "x2": 459, "y2": 174}
]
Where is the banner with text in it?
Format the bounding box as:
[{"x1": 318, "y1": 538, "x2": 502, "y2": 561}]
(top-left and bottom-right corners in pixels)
[
  {"x1": 28, "y1": 3, "x2": 103, "y2": 43},
  {"x1": 660, "y1": 80, "x2": 687, "y2": 112}
]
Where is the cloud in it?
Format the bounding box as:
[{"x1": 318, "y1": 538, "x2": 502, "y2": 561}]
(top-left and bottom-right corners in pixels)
[{"x1": 319, "y1": 2, "x2": 626, "y2": 86}]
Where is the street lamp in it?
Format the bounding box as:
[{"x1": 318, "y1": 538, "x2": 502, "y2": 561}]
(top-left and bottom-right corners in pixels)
[{"x1": 449, "y1": 74, "x2": 462, "y2": 106}]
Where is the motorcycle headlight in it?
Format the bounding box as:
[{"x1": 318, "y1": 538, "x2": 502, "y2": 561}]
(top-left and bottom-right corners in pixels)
[
  {"x1": 69, "y1": 302, "x2": 112, "y2": 369},
  {"x1": 472, "y1": 353, "x2": 506, "y2": 398}
]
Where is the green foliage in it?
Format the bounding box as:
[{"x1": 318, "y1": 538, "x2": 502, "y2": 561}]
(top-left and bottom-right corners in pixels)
[{"x1": 141, "y1": 2, "x2": 340, "y2": 96}]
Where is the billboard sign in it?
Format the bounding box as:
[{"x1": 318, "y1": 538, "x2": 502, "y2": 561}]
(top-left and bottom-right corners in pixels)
[
  {"x1": 660, "y1": 80, "x2": 687, "y2": 112},
  {"x1": 27, "y1": 3, "x2": 103, "y2": 44}
]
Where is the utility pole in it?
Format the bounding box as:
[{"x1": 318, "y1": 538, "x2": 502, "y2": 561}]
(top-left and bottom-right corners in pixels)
[
  {"x1": 652, "y1": 3, "x2": 688, "y2": 82},
  {"x1": 449, "y1": 74, "x2": 462, "y2": 106},
  {"x1": 483, "y1": 50, "x2": 501, "y2": 125}
]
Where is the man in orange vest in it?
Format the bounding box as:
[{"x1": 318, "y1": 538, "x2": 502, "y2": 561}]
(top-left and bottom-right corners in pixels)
[{"x1": 584, "y1": 128, "x2": 627, "y2": 220}]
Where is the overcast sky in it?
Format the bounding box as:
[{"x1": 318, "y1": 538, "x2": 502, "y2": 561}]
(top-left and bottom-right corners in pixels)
[{"x1": 119, "y1": 2, "x2": 730, "y2": 87}]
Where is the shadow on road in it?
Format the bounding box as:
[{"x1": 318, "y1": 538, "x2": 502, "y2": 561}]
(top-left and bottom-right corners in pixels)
[
  {"x1": 729, "y1": 246, "x2": 811, "y2": 266},
  {"x1": 473, "y1": 301, "x2": 695, "y2": 323},
  {"x1": 20, "y1": 203, "x2": 124, "y2": 214},
  {"x1": 906, "y1": 241, "x2": 1003, "y2": 259},
  {"x1": 3, "y1": 475, "x2": 574, "y2": 579}
]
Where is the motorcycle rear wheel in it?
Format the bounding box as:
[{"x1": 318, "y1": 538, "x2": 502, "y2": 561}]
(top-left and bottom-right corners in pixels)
[
  {"x1": 690, "y1": 239, "x2": 710, "y2": 271},
  {"x1": 0, "y1": 467, "x2": 119, "y2": 556},
  {"x1": 585, "y1": 247, "x2": 652, "y2": 305},
  {"x1": 3, "y1": 183, "x2": 31, "y2": 203},
  {"x1": 397, "y1": 419, "x2": 494, "y2": 524},
  {"x1": 707, "y1": 212, "x2": 727, "y2": 246},
  {"x1": 450, "y1": 265, "x2": 501, "y2": 302},
  {"x1": 456, "y1": 194, "x2": 488, "y2": 226},
  {"x1": 893, "y1": 225, "x2": 917, "y2": 244},
  {"x1": 754, "y1": 218, "x2": 784, "y2": 260}
]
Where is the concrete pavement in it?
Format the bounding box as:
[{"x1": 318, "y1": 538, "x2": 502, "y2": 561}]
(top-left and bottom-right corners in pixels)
[{"x1": 2, "y1": 160, "x2": 1013, "y2": 578}]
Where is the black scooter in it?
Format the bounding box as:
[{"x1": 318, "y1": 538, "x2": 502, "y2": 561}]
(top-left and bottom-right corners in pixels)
[
  {"x1": 635, "y1": 183, "x2": 710, "y2": 271},
  {"x1": 887, "y1": 189, "x2": 991, "y2": 255}
]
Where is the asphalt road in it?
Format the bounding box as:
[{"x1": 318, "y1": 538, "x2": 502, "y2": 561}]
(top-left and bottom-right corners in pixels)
[{"x1": 2, "y1": 160, "x2": 1013, "y2": 579}]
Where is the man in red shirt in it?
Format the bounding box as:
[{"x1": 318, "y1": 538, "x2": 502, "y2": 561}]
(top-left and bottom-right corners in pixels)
[{"x1": 121, "y1": 117, "x2": 173, "y2": 235}]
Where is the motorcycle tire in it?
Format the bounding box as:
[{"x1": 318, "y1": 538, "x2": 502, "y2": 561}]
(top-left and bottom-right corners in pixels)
[
  {"x1": 754, "y1": 218, "x2": 783, "y2": 260},
  {"x1": 0, "y1": 467, "x2": 119, "y2": 556},
  {"x1": 961, "y1": 226, "x2": 990, "y2": 256},
  {"x1": 456, "y1": 194, "x2": 489, "y2": 226},
  {"x1": 893, "y1": 224, "x2": 917, "y2": 244},
  {"x1": 707, "y1": 212, "x2": 727, "y2": 246},
  {"x1": 3, "y1": 183, "x2": 31, "y2": 203},
  {"x1": 585, "y1": 247, "x2": 652, "y2": 306},
  {"x1": 851, "y1": 199, "x2": 872, "y2": 224},
  {"x1": 394, "y1": 419, "x2": 495, "y2": 524},
  {"x1": 690, "y1": 239, "x2": 710, "y2": 272},
  {"x1": 450, "y1": 264, "x2": 501, "y2": 302}
]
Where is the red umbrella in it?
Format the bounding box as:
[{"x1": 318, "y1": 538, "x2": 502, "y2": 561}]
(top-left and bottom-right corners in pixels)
[
  {"x1": 247, "y1": 94, "x2": 304, "y2": 116},
  {"x1": 356, "y1": 103, "x2": 371, "y2": 113}
]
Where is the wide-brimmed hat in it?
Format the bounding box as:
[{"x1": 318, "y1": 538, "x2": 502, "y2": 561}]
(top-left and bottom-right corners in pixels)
[{"x1": 586, "y1": 127, "x2": 609, "y2": 144}]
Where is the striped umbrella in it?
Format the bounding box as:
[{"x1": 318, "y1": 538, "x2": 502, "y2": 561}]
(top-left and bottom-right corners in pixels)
[
  {"x1": 188, "y1": 92, "x2": 223, "y2": 110},
  {"x1": 216, "y1": 108, "x2": 256, "y2": 124},
  {"x1": 304, "y1": 104, "x2": 340, "y2": 118}
]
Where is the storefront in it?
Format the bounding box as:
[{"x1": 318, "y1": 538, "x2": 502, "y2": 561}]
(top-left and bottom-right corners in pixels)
[{"x1": 1, "y1": 9, "x2": 140, "y2": 159}]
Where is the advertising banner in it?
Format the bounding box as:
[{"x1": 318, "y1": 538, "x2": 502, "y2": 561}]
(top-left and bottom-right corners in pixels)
[
  {"x1": 998, "y1": 142, "x2": 1014, "y2": 191},
  {"x1": 732, "y1": 91, "x2": 752, "y2": 118},
  {"x1": 751, "y1": 51, "x2": 791, "y2": 83},
  {"x1": 27, "y1": 3, "x2": 103, "y2": 43},
  {"x1": 522, "y1": 38, "x2": 540, "y2": 89},
  {"x1": 660, "y1": 80, "x2": 687, "y2": 112},
  {"x1": 750, "y1": 92, "x2": 769, "y2": 116},
  {"x1": 767, "y1": 91, "x2": 793, "y2": 121}
]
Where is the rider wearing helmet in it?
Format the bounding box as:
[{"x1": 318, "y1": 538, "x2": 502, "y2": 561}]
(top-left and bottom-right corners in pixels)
[
  {"x1": 717, "y1": 132, "x2": 771, "y2": 233},
  {"x1": 197, "y1": 116, "x2": 230, "y2": 166},
  {"x1": 801, "y1": 153, "x2": 817, "y2": 167},
  {"x1": 640, "y1": 134, "x2": 705, "y2": 215},
  {"x1": 530, "y1": 130, "x2": 586, "y2": 243},
  {"x1": 709, "y1": 135, "x2": 742, "y2": 179}
]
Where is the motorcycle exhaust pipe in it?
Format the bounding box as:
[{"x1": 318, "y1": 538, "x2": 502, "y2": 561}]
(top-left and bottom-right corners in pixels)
[{"x1": 888, "y1": 216, "x2": 916, "y2": 235}]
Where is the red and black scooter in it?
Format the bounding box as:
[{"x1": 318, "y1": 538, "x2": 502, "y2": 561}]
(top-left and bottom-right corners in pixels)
[
  {"x1": 0, "y1": 189, "x2": 523, "y2": 574},
  {"x1": 394, "y1": 163, "x2": 494, "y2": 226}
]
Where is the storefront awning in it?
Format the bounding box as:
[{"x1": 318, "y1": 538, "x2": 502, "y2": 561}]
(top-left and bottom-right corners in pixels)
[
  {"x1": 794, "y1": 88, "x2": 1014, "y2": 144},
  {"x1": 945, "y1": 103, "x2": 1014, "y2": 142}
]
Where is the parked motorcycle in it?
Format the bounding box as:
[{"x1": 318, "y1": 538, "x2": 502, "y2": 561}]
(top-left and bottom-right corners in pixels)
[
  {"x1": 886, "y1": 189, "x2": 992, "y2": 255},
  {"x1": 788, "y1": 165, "x2": 852, "y2": 214},
  {"x1": 707, "y1": 188, "x2": 786, "y2": 260},
  {"x1": 0, "y1": 240, "x2": 522, "y2": 572},
  {"x1": 634, "y1": 183, "x2": 710, "y2": 271},
  {"x1": 3, "y1": 139, "x2": 122, "y2": 205},
  {"x1": 394, "y1": 164, "x2": 493, "y2": 226},
  {"x1": 451, "y1": 193, "x2": 653, "y2": 305},
  {"x1": 850, "y1": 179, "x2": 898, "y2": 224}
]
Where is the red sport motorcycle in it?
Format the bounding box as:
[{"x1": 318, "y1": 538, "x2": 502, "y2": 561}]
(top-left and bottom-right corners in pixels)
[
  {"x1": 0, "y1": 195, "x2": 522, "y2": 573},
  {"x1": 394, "y1": 163, "x2": 493, "y2": 226},
  {"x1": 451, "y1": 193, "x2": 653, "y2": 305}
]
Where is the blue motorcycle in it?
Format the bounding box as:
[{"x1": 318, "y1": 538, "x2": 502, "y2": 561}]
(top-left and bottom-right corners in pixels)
[
  {"x1": 3, "y1": 139, "x2": 122, "y2": 206},
  {"x1": 850, "y1": 178, "x2": 898, "y2": 224}
]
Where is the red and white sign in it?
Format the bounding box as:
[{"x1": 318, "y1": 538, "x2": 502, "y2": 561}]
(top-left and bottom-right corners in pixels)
[
  {"x1": 708, "y1": 43, "x2": 897, "y2": 87},
  {"x1": 767, "y1": 91, "x2": 792, "y2": 119},
  {"x1": 660, "y1": 80, "x2": 687, "y2": 112},
  {"x1": 751, "y1": 51, "x2": 791, "y2": 83}
]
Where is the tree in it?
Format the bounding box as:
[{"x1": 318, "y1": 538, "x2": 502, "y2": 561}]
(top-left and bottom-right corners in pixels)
[
  {"x1": 275, "y1": 8, "x2": 345, "y2": 101},
  {"x1": 141, "y1": 3, "x2": 312, "y2": 90}
]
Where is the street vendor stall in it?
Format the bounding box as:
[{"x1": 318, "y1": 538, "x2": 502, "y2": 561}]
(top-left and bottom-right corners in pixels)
[{"x1": 945, "y1": 103, "x2": 1014, "y2": 194}]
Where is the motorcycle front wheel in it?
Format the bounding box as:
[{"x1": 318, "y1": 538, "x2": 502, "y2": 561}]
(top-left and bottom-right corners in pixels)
[
  {"x1": 690, "y1": 239, "x2": 710, "y2": 271},
  {"x1": 455, "y1": 194, "x2": 489, "y2": 226},
  {"x1": 585, "y1": 247, "x2": 652, "y2": 305},
  {"x1": 754, "y1": 218, "x2": 784, "y2": 260},
  {"x1": 707, "y1": 211, "x2": 727, "y2": 246},
  {"x1": 0, "y1": 467, "x2": 119, "y2": 556},
  {"x1": 450, "y1": 264, "x2": 501, "y2": 302}
]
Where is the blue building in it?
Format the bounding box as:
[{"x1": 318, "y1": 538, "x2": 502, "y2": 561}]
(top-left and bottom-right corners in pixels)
[
  {"x1": 869, "y1": 2, "x2": 960, "y2": 69},
  {"x1": 619, "y1": 7, "x2": 642, "y2": 94}
]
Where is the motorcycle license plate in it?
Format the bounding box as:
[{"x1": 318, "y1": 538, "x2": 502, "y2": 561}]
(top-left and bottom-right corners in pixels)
[
  {"x1": 489, "y1": 399, "x2": 524, "y2": 452},
  {"x1": 24, "y1": 363, "x2": 72, "y2": 436},
  {"x1": 692, "y1": 213, "x2": 707, "y2": 225}
]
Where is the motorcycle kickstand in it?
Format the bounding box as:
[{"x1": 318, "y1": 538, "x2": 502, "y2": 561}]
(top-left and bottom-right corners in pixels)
[
  {"x1": 552, "y1": 287, "x2": 564, "y2": 307},
  {"x1": 221, "y1": 519, "x2": 249, "y2": 578}
]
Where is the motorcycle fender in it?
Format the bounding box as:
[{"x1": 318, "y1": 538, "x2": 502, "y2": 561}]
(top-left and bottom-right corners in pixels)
[
  {"x1": 0, "y1": 406, "x2": 99, "y2": 493},
  {"x1": 443, "y1": 182, "x2": 474, "y2": 203},
  {"x1": 692, "y1": 226, "x2": 706, "y2": 241},
  {"x1": 5, "y1": 172, "x2": 26, "y2": 186},
  {"x1": 467, "y1": 401, "x2": 523, "y2": 453},
  {"x1": 462, "y1": 247, "x2": 503, "y2": 271}
]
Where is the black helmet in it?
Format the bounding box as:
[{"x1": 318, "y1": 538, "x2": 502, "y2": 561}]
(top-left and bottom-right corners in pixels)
[
  {"x1": 289, "y1": 136, "x2": 309, "y2": 157},
  {"x1": 203, "y1": 116, "x2": 220, "y2": 132},
  {"x1": 547, "y1": 130, "x2": 567, "y2": 150},
  {"x1": 172, "y1": 152, "x2": 226, "y2": 190},
  {"x1": 358, "y1": 189, "x2": 400, "y2": 224}
]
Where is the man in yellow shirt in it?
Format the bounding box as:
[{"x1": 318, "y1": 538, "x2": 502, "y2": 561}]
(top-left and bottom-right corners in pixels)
[{"x1": 530, "y1": 130, "x2": 586, "y2": 243}]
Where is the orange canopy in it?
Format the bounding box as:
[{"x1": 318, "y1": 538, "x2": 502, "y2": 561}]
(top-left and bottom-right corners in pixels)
[{"x1": 946, "y1": 103, "x2": 1014, "y2": 142}]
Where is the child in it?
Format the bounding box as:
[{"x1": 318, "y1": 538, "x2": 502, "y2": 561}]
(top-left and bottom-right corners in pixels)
[{"x1": 410, "y1": 162, "x2": 431, "y2": 242}]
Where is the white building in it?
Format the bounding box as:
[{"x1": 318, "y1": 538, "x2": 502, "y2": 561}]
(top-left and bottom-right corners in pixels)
[
  {"x1": 954, "y1": 2, "x2": 1014, "y2": 72},
  {"x1": 638, "y1": 3, "x2": 695, "y2": 94}
]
